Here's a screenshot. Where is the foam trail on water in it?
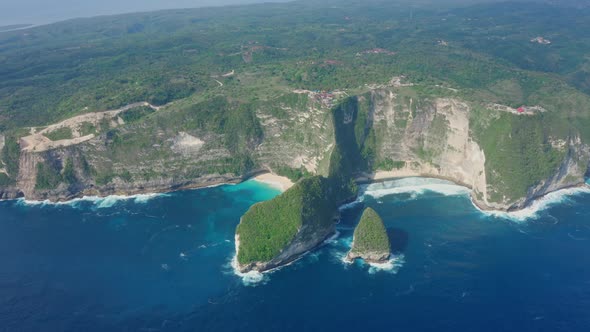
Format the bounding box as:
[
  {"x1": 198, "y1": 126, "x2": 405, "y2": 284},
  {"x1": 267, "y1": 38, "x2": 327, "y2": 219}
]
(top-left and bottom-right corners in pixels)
[
  {"x1": 323, "y1": 231, "x2": 340, "y2": 245},
  {"x1": 229, "y1": 255, "x2": 268, "y2": 286},
  {"x1": 361, "y1": 177, "x2": 470, "y2": 199},
  {"x1": 481, "y1": 185, "x2": 590, "y2": 222},
  {"x1": 338, "y1": 200, "x2": 362, "y2": 211},
  {"x1": 342, "y1": 177, "x2": 590, "y2": 222},
  {"x1": 329, "y1": 233, "x2": 405, "y2": 274},
  {"x1": 95, "y1": 196, "x2": 122, "y2": 209},
  {"x1": 134, "y1": 193, "x2": 167, "y2": 204},
  {"x1": 367, "y1": 254, "x2": 406, "y2": 274},
  {"x1": 339, "y1": 178, "x2": 471, "y2": 212},
  {"x1": 16, "y1": 192, "x2": 168, "y2": 209}
]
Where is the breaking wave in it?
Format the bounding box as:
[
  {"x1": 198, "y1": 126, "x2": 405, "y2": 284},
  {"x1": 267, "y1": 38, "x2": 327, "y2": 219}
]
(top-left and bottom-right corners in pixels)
[
  {"x1": 367, "y1": 254, "x2": 406, "y2": 274},
  {"x1": 481, "y1": 185, "x2": 590, "y2": 222},
  {"x1": 342, "y1": 177, "x2": 590, "y2": 222},
  {"x1": 328, "y1": 233, "x2": 405, "y2": 274},
  {"x1": 16, "y1": 192, "x2": 168, "y2": 209},
  {"x1": 361, "y1": 177, "x2": 470, "y2": 200},
  {"x1": 339, "y1": 178, "x2": 469, "y2": 211},
  {"x1": 228, "y1": 255, "x2": 269, "y2": 287}
]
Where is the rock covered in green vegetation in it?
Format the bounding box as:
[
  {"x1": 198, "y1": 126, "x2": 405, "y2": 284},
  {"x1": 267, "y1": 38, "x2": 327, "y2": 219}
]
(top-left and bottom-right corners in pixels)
[
  {"x1": 236, "y1": 176, "x2": 337, "y2": 273},
  {"x1": 347, "y1": 208, "x2": 391, "y2": 263}
]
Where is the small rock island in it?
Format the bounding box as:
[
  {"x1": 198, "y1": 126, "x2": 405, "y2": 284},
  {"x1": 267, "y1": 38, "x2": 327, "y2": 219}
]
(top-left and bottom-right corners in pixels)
[{"x1": 347, "y1": 208, "x2": 391, "y2": 264}]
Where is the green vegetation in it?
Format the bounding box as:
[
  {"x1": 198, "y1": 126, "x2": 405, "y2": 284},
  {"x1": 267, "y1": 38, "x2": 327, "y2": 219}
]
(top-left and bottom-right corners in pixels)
[
  {"x1": 0, "y1": 0, "x2": 588, "y2": 210},
  {"x1": 35, "y1": 162, "x2": 62, "y2": 190},
  {"x1": 1, "y1": 136, "x2": 20, "y2": 178},
  {"x1": 63, "y1": 159, "x2": 76, "y2": 185},
  {"x1": 471, "y1": 109, "x2": 566, "y2": 202},
  {"x1": 0, "y1": 173, "x2": 11, "y2": 186},
  {"x1": 43, "y1": 127, "x2": 73, "y2": 141},
  {"x1": 0, "y1": 0, "x2": 587, "y2": 132},
  {"x1": 237, "y1": 176, "x2": 335, "y2": 265},
  {"x1": 79, "y1": 122, "x2": 97, "y2": 136},
  {"x1": 120, "y1": 170, "x2": 132, "y2": 182},
  {"x1": 120, "y1": 106, "x2": 155, "y2": 123},
  {"x1": 274, "y1": 166, "x2": 311, "y2": 183},
  {"x1": 377, "y1": 159, "x2": 406, "y2": 171},
  {"x1": 237, "y1": 94, "x2": 378, "y2": 266},
  {"x1": 95, "y1": 169, "x2": 115, "y2": 186},
  {"x1": 350, "y1": 207, "x2": 390, "y2": 256},
  {"x1": 328, "y1": 97, "x2": 371, "y2": 201}
]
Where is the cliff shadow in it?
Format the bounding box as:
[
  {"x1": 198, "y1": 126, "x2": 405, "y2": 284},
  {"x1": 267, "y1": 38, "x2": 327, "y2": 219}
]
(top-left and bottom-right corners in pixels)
[
  {"x1": 388, "y1": 228, "x2": 409, "y2": 253},
  {"x1": 338, "y1": 203, "x2": 366, "y2": 228}
]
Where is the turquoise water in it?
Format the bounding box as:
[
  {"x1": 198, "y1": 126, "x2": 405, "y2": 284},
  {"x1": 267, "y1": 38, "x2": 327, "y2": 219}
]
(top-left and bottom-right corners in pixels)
[{"x1": 1, "y1": 178, "x2": 590, "y2": 331}]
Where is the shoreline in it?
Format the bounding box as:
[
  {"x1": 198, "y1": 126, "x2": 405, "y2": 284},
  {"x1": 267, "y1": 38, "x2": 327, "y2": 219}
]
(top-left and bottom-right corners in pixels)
[
  {"x1": 4, "y1": 171, "x2": 588, "y2": 216},
  {"x1": 358, "y1": 171, "x2": 590, "y2": 212},
  {"x1": 249, "y1": 173, "x2": 294, "y2": 191},
  {"x1": 7, "y1": 171, "x2": 294, "y2": 205},
  {"x1": 233, "y1": 229, "x2": 338, "y2": 277}
]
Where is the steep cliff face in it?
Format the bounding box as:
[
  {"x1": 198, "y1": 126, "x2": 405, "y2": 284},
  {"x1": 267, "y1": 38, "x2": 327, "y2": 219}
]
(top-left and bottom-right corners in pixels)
[
  {"x1": 235, "y1": 99, "x2": 363, "y2": 273},
  {"x1": 16, "y1": 151, "x2": 41, "y2": 198},
  {"x1": 253, "y1": 92, "x2": 335, "y2": 175},
  {"x1": 355, "y1": 88, "x2": 590, "y2": 210},
  {"x1": 236, "y1": 221, "x2": 336, "y2": 273},
  {"x1": 15, "y1": 144, "x2": 248, "y2": 202},
  {"x1": 518, "y1": 136, "x2": 590, "y2": 209},
  {"x1": 0, "y1": 85, "x2": 588, "y2": 210},
  {"x1": 365, "y1": 90, "x2": 488, "y2": 203}
]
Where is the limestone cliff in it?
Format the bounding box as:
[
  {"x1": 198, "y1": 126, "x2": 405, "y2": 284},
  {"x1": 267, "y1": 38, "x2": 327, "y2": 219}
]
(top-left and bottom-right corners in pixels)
[
  {"x1": 0, "y1": 84, "x2": 588, "y2": 212},
  {"x1": 361, "y1": 90, "x2": 488, "y2": 204}
]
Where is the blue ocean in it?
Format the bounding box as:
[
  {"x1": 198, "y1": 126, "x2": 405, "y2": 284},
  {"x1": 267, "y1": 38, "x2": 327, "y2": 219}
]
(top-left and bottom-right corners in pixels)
[{"x1": 1, "y1": 178, "x2": 590, "y2": 331}]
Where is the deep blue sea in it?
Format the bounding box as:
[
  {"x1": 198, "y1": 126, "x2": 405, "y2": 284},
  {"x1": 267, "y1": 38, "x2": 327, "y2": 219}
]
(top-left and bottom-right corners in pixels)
[{"x1": 1, "y1": 178, "x2": 590, "y2": 332}]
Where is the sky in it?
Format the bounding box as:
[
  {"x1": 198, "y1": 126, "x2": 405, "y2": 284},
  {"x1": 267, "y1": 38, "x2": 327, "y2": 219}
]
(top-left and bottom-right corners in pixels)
[{"x1": 0, "y1": 0, "x2": 291, "y2": 26}]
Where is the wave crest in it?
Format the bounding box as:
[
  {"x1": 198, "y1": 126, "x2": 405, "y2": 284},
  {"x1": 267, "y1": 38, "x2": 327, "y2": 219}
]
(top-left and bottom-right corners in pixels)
[
  {"x1": 228, "y1": 255, "x2": 268, "y2": 286},
  {"x1": 16, "y1": 192, "x2": 168, "y2": 209},
  {"x1": 367, "y1": 254, "x2": 406, "y2": 274},
  {"x1": 362, "y1": 177, "x2": 470, "y2": 199},
  {"x1": 344, "y1": 177, "x2": 590, "y2": 222},
  {"x1": 481, "y1": 185, "x2": 590, "y2": 222}
]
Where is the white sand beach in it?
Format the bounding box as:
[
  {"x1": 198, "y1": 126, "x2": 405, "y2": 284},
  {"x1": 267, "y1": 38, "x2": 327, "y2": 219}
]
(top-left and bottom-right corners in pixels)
[{"x1": 252, "y1": 173, "x2": 294, "y2": 191}]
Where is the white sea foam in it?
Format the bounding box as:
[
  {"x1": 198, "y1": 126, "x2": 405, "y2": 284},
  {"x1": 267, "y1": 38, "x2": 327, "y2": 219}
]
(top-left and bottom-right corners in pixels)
[
  {"x1": 342, "y1": 177, "x2": 590, "y2": 222},
  {"x1": 367, "y1": 254, "x2": 405, "y2": 274},
  {"x1": 480, "y1": 185, "x2": 590, "y2": 222},
  {"x1": 361, "y1": 177, "x2": 470, "y2": 200},
  {"x1": 16, "y1": 192, "x2": 168, "y2": 209},
  {"x1": 338, "y1": 200, "x2": 362, "y2": 211},
  {"x1": 133, "y1": 193, "x2": 167, "y2": 204},
  {"x1": 340, "y1": 178, "x2": 470, "y2": 211},
  {"x1": 95, "y1": 196, "x2": 123, "y2": 209},
  {"x1": 330, "y1": 233, "x2": 405, "y2": 274},
  {"x1": 229, "y1": 255, "x2": 268, "y2": 286},
  {"x1": 323, "y1": 231, "x2": 340, "y2": 244},
  {"x1": 332, "y1": 247, "x2": 352, "y2": 267}
]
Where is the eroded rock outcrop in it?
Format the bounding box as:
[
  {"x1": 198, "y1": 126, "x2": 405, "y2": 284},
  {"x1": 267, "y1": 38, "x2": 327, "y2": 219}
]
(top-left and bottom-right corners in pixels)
[{"x1": 346, "y1": 208, "x2": 391, "y2": 263}]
